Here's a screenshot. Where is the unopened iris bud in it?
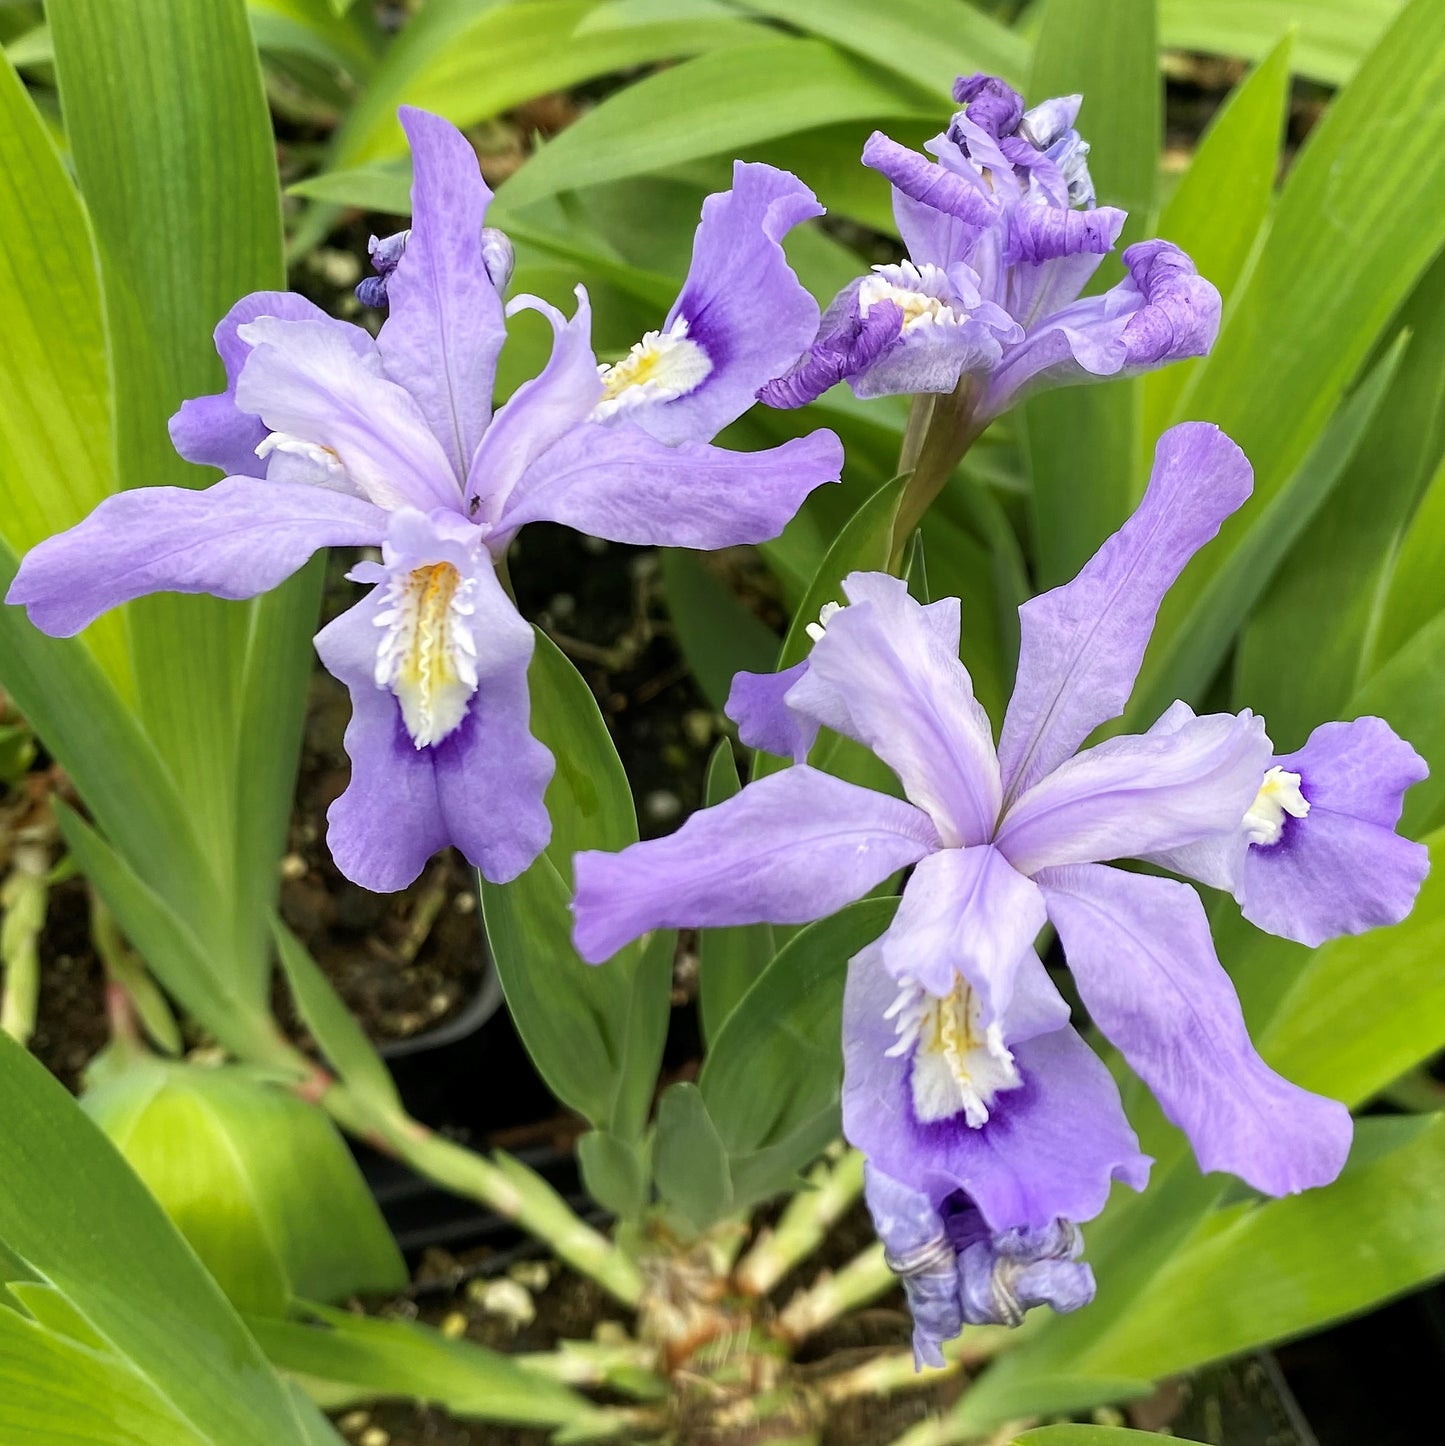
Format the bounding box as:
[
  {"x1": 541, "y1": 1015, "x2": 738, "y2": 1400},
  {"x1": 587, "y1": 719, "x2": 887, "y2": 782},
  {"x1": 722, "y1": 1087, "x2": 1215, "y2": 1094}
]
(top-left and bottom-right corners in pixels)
[
  {"x1": 355, "y1": 227, "x2": 411, "y2": 308},
  {"x1": 481, "y1": 226, "x2": 515, "y2": 291}
]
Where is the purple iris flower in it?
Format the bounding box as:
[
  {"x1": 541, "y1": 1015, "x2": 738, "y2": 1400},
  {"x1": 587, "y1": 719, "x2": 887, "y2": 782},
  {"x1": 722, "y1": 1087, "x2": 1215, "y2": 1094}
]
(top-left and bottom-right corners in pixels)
[
  {"x1": 571, "y1": 421, "x2": 1429, "y2": 1347},
  {"x1": 760, "y1": 73, "x2": 1220, "y2": 424},
  {"x1": 5, "y1": 108, "x2": 842, "y2": 893}
]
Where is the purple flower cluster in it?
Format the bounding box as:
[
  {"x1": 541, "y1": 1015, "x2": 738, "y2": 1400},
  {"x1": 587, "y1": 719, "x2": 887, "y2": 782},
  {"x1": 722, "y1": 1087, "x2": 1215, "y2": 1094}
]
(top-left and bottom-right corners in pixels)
[
  {"x1": 571, "y1": 423, "x2": 1428, "y2": 1363},
  {"x1": 7, "y1": 109, "x2": 842, "y2": 892},
  {"x1": 761, "y1": 74, "x2": 1219, "y2": 424}
]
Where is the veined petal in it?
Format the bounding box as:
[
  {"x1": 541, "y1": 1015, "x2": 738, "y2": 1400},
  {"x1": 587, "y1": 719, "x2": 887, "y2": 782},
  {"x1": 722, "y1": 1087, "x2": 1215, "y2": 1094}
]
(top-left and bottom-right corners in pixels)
[
  {"x1": 1040, "y1": 863, "x2": 1353, "y2": 1196},
  {"x1": 880, "y1": 845, "x2": 1046, "y2": 1010},
  {"x1": 5, "y1": 478, "x2": 386, "y2": 636},
  {"x1": 496, "y1": 421, "x2": 842, "y2": 549},
  {"x1": 467, "y1": 288, "x2": 602, "y2": 523},
  {"x1": 996, "y1": 708, "x2": 1272, "y2": 876},
  {"x1": 615, "y1": 162, "x2": 823, "y2": 443},
  {"x1": 169, "y1": 290, "x2": 347, "y2": 478},
  {"x1": 377, "y1": 108, "x2": 508, "y2": 480},
  {"x1": 863, "y1": 131, "x2": 1000, "y2": 229},
  {"x1": 725, "y1": 661, "x2": 818, "y2": 761},
  {"x1": 234, "y1": 316, "x2": 460, "y2": 513},
  {"x1": 571, "y1": 766, "x2": 940, "y2": 963},
  {"x1": 997, "y1": 424, "x2": 1253, "y2": 800},
  {"x1": 1239, "y1": 718, "x2": 1429, "y2": 947},
  {"x1": 844, "y1": 939, "x2": 1149, "y2": 1232},
  {"x1": 1004, "y1": 201, "x2": 1126, "y2": 329},
  {"x1": 787, "y1": 573, "x2": 1001, "y2": 846},
  {"x1": 757, "y1": 281, "x2": 904, "y2": 409}
]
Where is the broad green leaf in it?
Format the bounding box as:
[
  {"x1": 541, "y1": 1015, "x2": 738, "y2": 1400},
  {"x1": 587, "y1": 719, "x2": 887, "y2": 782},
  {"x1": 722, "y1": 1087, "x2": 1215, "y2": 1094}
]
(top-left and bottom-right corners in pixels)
[
  {"x1": 1083, "y1": 1116, "x2": 1445, "y2": 1381},
  {"x1": 0, "y1": 52, "x2": 126, "y2": 692},
  {"x1": 732, "y1": 0, "x2": 1028, "y2": 97},
  {"x1": 660, "y1": 549, "x2": 779, "y2": 713},
  {"x1": 1015, "y1": 1430, "x2": 1206, "y2": 1446},
  {"x1": 1127, "y1": 337, "x2": 1403, "y2": 730},
  {"x1": 653, "y1": 1081, "x2": 734, "y2": 1230},
  {"x1": 249, "y1": 0, "x2": 382, "y2": 78},
  {"x1": 1375, "y1": 450, "x2": 1445, "y2": 665},
  {"x1": 1159, "y1": 0, "x2": 1445, "y2": 645},
  {"x1": 332, "y1": 0, "x2": 760, "y2": 167},
  {"x1": 1259, "y1": 828, "x2": 1445, "y2": 1107},
  {"x1": 1235, "y1": 254, "x2": 1445, "y2": 746},
  {"x1": 942, "y1": 1373, "x2": 1155, "y2": 1440},
  {"x1": 1143, "y1": 34, "x2": 1293, "y2": 447},
  {"x1": 698, "y1": 898, "x2": 897, "y2": 1156},
  {"x1": 249, "y1": 1303, "x2": 597, "y2": 1430},
  {"x1": 482, "y1": 631, "x2": 672, "y2": 1139},
  {"x1": 1158, "y1": 0, "x2": 1404, "y2": 88},
  {"x1": 1023, "y1": 0, "x2": 1158, "y2": 586},
  {"x1": 577, "y1": 1128, "x2": 651, "y2": 1218},
  {"x1": 697, "y1": 742, "x2": 776, "y2": 1043},
  {"x1": 498, "y1": 37, "x2": 935, "y2": 211},
  {"x1": 0, "y1": 1031, "x2": 328, "y2": 1445},
  {"x1": 273, "y1": 918, "x2": 402, "y2": 1114}
]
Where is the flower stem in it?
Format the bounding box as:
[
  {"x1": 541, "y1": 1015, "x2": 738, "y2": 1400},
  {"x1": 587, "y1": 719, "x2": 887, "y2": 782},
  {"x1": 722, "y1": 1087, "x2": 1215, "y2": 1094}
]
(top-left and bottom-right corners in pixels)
[
  {"x1": 735, "y1": 1148, "x2": 866, "y2": 1298},
  {"x1": 775, "y1": 1241, "x2": 895, "y2": 1342},
  {"x1": 891, "y1": 382, "x2": 985, "y2": 567}
]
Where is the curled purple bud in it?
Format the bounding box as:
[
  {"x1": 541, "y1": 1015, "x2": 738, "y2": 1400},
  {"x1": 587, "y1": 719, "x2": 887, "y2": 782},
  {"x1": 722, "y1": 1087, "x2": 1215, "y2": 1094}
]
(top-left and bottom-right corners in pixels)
[
  {"x1": 355, "y1": 228, "x2": 411, "y2": 308},
  {"x1": 952, "y1": 73, "x2": 1024, "y2": 137},
  {"x1": 957, "y1": 1217, "x2": 1095, "y2": 1328},
  {"x1": 481, "y1": 226, "x2": 514, "y2": 292}
]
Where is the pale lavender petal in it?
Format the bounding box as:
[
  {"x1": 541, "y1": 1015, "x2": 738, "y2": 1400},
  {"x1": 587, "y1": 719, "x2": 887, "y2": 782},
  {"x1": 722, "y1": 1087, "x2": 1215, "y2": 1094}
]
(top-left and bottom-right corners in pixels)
[
  {"x1": 1004, "y1": 202, "x2": 1126, "y2": 329},
  {"x1": 1040, "y1": 863, "x2": 1353, "y2": 1196},
  {"x1": 725, "y1": 661, "x2": 817, "y2": 761},
  {"x1": 1240, "y1": 718, "x2": 1429, "y2": 947},
  {"x1": 497, "y1": 422, "x2": 842, "y2": 549},
  {"x1": 168, "y1": 291, "x2": 343, "y2": 478},
  {"x1": 5, "y1": 478, "x2": 386, "y2": 636},
  {"x1": 996, "y1": 709, "x2": 1272, "y2": 876},
  {"x1": 628, "y1": 162, "x2": 823, "y2": 443},
  {"x1": 376, "y1": 108, "x2": 507, "y2": 479},
  {"x1": 844, "y1": 938, "x2": 1150, "y2": 1231},
  {"x1": 235, "y1": 316, "x2": 461, "y2": 513},
  {"x1": 997, "y1": 423, "x2": 1254, "y2": 799},
  {"x1": 788, "y1": 573, "x2": 1001, "y2": 846},
  {"x1": 880, "y1": 845, "x2": 1046, "y2": 1010},
  {"x1": 571, "y1": 766, "x2": 940, "y2": 963},
  {"x1": 468, "y1": 288, "x2": 602, "y2": 525}
]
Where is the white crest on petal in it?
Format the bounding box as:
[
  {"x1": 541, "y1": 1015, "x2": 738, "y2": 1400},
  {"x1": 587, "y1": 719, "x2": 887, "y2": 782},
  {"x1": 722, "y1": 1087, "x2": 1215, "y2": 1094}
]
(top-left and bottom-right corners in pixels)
[
  {"x1": 592, "y1": 317, "x2": 714, "y2": 421},
  {"x1": 886, "y1": 975, "x2": 1021, "y2": 1128},
  {"x1": 858, "y1": 261, "x2": 969, "y2": 335},
  {"x1": 373, "y1": 561, "x2": 480, "y2": 748},
  {"x1": 255, "y1": 431, "x2": 347, "y2": 485},
  {"x1": 1242, "y1": 765, "x2": 1310, "y2": 847}
]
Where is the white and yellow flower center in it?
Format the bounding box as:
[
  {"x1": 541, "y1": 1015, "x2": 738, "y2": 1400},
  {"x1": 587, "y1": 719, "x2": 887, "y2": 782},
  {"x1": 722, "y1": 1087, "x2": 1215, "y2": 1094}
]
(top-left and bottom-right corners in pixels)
[
  {"x1": 1242, "y1": 766, "x2": 1309, "y2": 847},
  {"x1": 805, "y1": 600, "x2": 842, "y2": 643},
  {"x1": 592, "y1": 319, "x2": 713, "y2": 421},
  {"x1": 886, "y1": 978, "x2": 1021, "y2": 1128},
  {"x1": 373, "y1": 561, "x2": 479, "y2": 749},
  {"x1": 858, "y1": 261, "x2": 964, "y2": 333},
  {"x1": 255, "y1": 431, "x2": 346, "y2": 481}
]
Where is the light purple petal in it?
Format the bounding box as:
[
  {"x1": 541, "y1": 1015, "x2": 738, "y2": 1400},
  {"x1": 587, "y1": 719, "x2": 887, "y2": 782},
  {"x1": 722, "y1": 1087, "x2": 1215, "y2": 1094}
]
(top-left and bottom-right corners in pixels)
[
  {"x1": 169, "y1": 291, "x2": 343, "y2": 478},
  {"x1": 725, "y1": 661, "x2": 817, "y2": 761},
  {"x1": 467, "y1": 288, "x2": 601, "y2": 524},
  {"x1": 376, "y1": 108, "x2": 507, "y2": 480},
  {"x1": 757, "y1": 282, "x2": 903, "y2": 409},
  {"x1": 1040, "y1": 863, "x2": 1353, "y2": 1196},
  {"x1": 880, "y1": 845, "x2": 1046, "y2": 1011},
  {"x1": 5, "y1": 478, "x2": 386, "y2": 636},
  {"x1": 843, "y1": 939, "x2": 1150, "y2": 1231},
  {"x1": 316, "y1": 512, "x2": 550, "y2": 890},
  {"x1": 234, "y1": 316, "x2": 461, "y2": 514},
  {"x1": 863, "y1": 130, "x2": 1000, "y2": 229},
  {"x1": 1004, "y1": 201, "x2": 1126, "y2": 329},
  {"x1": 1239, "y1": 718, "x2": 1429, "y2": 947},
  {"x1": 787, "y1": 573, "x2": 1001, "y2": 846},
  {"x1": 627, "y1": 162, "x2": 823, "y2": 443},
  {"x1": 997, "y1": 423, "x2": 1254, "y2": 800},
  {"x1": 496, "y1": 421, "x2": 842, "y2": 549},
  {"x1": 571, "y1": 766, "x2": 940, "y2": 963},
  {"x1": 996, "y1": 708, "x2": 1272, "y2": 876}
]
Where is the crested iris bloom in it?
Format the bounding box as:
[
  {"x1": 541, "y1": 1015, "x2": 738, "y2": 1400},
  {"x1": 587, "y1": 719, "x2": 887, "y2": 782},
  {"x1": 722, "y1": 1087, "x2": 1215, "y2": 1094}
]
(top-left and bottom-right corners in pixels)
[
  {"x1": 6, "y1": 109, "x2": 841, "y2": 892},
  {"x1": 760, "y1": 74, "x2": 1219, "y2": 422},
  {"x1": 571, "y1": 421, "x2": 1429, "y2": 1349}
]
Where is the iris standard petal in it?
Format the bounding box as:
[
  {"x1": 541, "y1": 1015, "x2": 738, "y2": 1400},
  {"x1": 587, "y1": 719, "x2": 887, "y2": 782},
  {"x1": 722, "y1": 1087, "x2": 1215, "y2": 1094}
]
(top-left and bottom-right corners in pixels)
[
  {"x1": 996, "y1": 708, "x2": 1272, "y2": 876},
  {"x1": 571, "y1": 766, "x2": 940, "y2": 963},
  {"x1": 234, "y1": 316, "x2": 461, "y2": 513},
  {"x1": 467, "y1": 288, "x2": 602, "y2": 523},
  {"x1": 495, "y1": 421, "x2": 842, "y2": 549},
  {"x1": 1239, "y1": 718, "x2": 1429, "y2": 947},
  {"x1": 5, "y1": 478, "x2": 387, "y2": 636},
  {"x1": 169, "y1": 290, "x2": 342, "y2": 478},
  {"x1": 996, "y1": 423, "x2": 1254, "y2": 800},
  {"x1": 843, "y1": 939, "x2": 1150, "y2": 1231},
  {"x1": 377, "y1": 108, "x2": 508, "y2": 480},
  {"x1": 725, "y1": 661, "x2": 817, "y2": 761},
  {"x1": 1040, "y1": 863, "x2": 1353, "y2": 1196},
  {"x1": 880, "y1": 845, "x2": 1047, "y2": 1011}
]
